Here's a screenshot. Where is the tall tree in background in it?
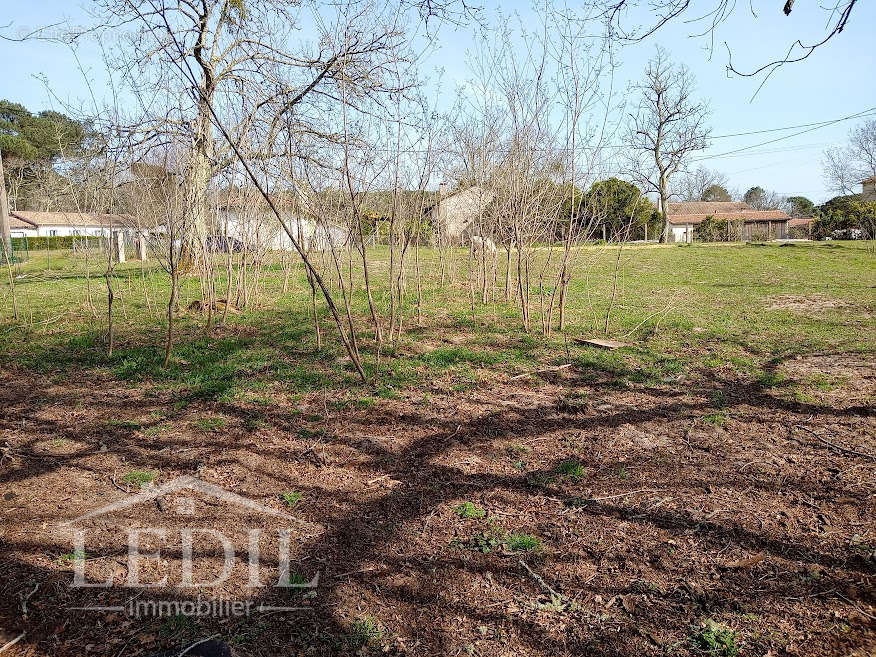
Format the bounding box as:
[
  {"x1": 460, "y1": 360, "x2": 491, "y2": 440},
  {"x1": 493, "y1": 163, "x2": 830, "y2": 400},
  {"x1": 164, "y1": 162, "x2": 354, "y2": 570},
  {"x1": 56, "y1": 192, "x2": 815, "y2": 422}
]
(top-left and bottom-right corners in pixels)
[
  {"x1": 743, "y1": 185, "x2": 787, "y2": 211},
  {"x1": 0, "y1": 100, "x2": 85, "y2": 210},
  {"x1": 676, "y1": 165, "x2": 728, "y2": 202},
  {"x1": 576, "y1": 177, "x2": 656, "y2": 240},
  {"x1": 822, "y1": 119, "x2": 876, "y2": 194},
  {"x1": 625, "y1": 47, "x2": 711, "y2": 242},
  {"x1": 701, "y1": 183, "x2": 730, "y2": 202}
]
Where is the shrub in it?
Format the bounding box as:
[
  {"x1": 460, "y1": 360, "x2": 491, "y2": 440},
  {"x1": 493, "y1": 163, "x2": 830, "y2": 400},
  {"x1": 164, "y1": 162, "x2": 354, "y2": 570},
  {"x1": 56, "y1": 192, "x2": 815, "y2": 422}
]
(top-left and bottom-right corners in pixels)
[{"x1": 691, "y1": 620, "x2": 740, "y2": 657}]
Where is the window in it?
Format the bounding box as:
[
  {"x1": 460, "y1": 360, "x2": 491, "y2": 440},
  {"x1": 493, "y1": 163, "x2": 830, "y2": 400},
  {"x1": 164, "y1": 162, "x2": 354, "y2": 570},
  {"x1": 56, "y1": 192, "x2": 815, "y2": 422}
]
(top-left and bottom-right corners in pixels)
[
  {"x1": 72, "y1": 230, "x2": 80, "y2": 236},
  {"x1": 49, "y1": 230, "x2": 58, "y2": 236}
]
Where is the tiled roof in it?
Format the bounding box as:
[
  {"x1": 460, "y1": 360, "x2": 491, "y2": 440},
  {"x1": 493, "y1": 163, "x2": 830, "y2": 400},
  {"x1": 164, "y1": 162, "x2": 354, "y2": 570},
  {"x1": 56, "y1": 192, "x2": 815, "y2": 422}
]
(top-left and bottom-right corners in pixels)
[
  {"x1": 667, "y1": 201, "x2": 790, "y2": 225},
  {"x1": 8, "y1": 213, "x2": 38, "y2": 230},
  {"x1": 668, "y1": 201, "x2": 750, "y2": 215},
  {"x1": 11, "y1": 211, "x2": 134, "y2": 227},
  {"x1": 788, "y1": 217, "x2": 813, "y2": 228}
]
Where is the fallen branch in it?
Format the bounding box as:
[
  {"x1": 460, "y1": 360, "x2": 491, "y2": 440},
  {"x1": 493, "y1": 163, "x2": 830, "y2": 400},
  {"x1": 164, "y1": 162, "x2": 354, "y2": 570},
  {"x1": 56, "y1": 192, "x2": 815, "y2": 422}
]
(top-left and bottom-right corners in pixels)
[
  {"x1": 18, "y1": 583, "x2": 38, "y2": 618},
  {"x1": 798, "y1": 425, "x2": 875, "y2": 460},
  {"x1": 519, "y1": 559, "x2": 561, "y2": 599},
  {"x1": 510, "y1": 364, "x2": 572, "y2": 380},
  {"x1": 0, "y1": 632, "x2": 25, "y2": 654},
  {"x1": 579, "y1": 488, "x2": 664, "y2": 503}
]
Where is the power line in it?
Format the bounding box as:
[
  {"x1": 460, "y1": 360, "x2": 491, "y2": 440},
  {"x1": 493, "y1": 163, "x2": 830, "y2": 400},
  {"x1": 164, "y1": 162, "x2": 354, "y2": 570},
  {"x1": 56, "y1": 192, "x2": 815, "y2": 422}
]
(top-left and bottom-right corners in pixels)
[{"x1": 692, "y1": 107, "x2": 876, "y2": 162}]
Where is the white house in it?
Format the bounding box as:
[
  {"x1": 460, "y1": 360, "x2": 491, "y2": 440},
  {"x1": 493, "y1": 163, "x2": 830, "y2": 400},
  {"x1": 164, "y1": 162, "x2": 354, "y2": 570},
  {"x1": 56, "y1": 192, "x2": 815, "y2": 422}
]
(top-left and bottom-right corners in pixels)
[
  {"x1": 218, "y1": 210, "x2": 348, "y2": 252},
  {"x1": 9, "y1": 211, "x2": 137, "y2": 238}
]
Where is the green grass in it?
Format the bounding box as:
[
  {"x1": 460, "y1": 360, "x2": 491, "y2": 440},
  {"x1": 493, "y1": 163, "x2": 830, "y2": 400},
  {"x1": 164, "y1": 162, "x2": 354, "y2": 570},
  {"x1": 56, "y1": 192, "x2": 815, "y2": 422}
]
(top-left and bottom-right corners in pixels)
[
  {"x1": 347, "y1": 616, "x2": 384, "y2": 649},
  {"x1": 703, "y1": 412, "x2": 727, "y2": 426},
  {"x1": 280, "y1": 491, "x2": 303, "y2": 507},
  {"x1": 193, "y1": 416, "x2": 227, "y2": 432},
  {"x1": 506, "y1": 532, "x2": 542, "y2": 552},
  {"x1": 453, "y1": 501, "x2": 486, "y2": 519},
  {"x1": 122, "y1": 470, "x2": 154, "y2": 486},
  {"x1": 1, "y1": 243, "x2": 873, "y2": 405},
  {"x1": 556, "y1": 460, "x2": 586, "y2": 480}
]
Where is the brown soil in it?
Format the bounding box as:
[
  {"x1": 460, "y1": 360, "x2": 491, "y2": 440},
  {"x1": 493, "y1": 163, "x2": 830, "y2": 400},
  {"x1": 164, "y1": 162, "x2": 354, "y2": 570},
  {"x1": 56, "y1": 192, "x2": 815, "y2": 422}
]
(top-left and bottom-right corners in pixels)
[
  {"x1": 0, "y1": 360, "x2": 874, "y2": 656},
  {"x1": 767, "y1": 295, "x2": 854, "y2": 313}
]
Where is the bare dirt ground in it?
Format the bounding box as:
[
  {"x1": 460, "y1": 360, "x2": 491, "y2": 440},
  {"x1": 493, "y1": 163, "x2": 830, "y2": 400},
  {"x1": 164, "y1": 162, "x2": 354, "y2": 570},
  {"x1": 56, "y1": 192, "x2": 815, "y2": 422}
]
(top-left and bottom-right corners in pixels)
[{"x1": 1, "y1": 357, "x2": 874, "y2": 656}]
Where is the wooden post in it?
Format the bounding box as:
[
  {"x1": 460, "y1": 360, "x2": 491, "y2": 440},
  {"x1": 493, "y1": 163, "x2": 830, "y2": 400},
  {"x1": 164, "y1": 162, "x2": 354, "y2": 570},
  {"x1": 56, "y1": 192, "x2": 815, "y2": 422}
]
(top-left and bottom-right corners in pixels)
[
  {"x1": 644, "y1": 223, "x2": 647, "y2": 242},
  {"x1": 0, "y1": 149, "x2": 10, "y2": 258},
  {"x1": 602, "y1": 224, "x2": 606, "y2": 242},
  {"x1": 136, "y1": 233, "x2": 147, "y2": 260},
  {"x1": 114, "y1": 231, "x2": 126, "y2": 263}
]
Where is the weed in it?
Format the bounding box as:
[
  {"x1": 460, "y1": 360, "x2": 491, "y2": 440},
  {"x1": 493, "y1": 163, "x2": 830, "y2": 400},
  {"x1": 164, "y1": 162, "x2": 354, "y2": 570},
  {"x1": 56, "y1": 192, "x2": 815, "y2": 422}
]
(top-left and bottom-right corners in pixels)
[
  {"x1": 703, "y1": 412, "x2": 727, "y2": 426},
  {"x1": 375, "y1": 386, "x2": 399, "y2": 399},
  {"x1": 244, "y1": 416, "x2": 267, "y2": 431},
  {"x1": 709, "y1": 390, "x2": 727, "y2": 408},
  {"x1": 556, "y1": 460, "x2": 585, "y2": 480},
  {"x1": 512, "y1": 459, "x2": 526, "y2": 471},
  {"x1": 122, "y1": 470, "x2": 154, "y2": 486},
  {"x1": 506, "y1": 533, "x2": 542, "y2": 552},
  {"x1": 454, "y1": 502, "x2": 486, "y2": 519},
  {"x1": 527, "y1": 471, "x2": 557, "y2": 487},
  {"x1": 59, "y1": 549, "x2": 86, "y2": 564},
  {"x1": 193, "y1": 416, "x2": 227, "y2": 432},
  {"x1": 757, "y1": 371, "x2": 787, "y2": 388},
  {"x1": 347, "y1": 616, "x2": 384, "y2": 649},
  {"x1": 616, "y1": 465, "x2": 629, "y2": 479},
  {"x1": 690, "y1": 620, "x2": 740, "y2": 656},
  {"x1": 106, "y1": 419, "x2": 142, "y2": 430},
  {"x1": 281, "y1": 491, "x2": 303, "y2": 508},
  {"x1": 465, "y1": 530, "x2": 505, "y2": 554},
  {"x1": 420, "y1": 347, "x2": 501, "y2": 368}
]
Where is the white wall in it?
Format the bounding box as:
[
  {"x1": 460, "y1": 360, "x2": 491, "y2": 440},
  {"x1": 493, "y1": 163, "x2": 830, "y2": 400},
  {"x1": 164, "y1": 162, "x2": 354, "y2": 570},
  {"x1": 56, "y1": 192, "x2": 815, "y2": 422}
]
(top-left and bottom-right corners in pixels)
[
  {"x1": 220, "y1": 210, "x2": 347, "y2": 251},
  {"x1": 669, "y1": 224, "x2": 693, "y2": 243},
  {"x1": 33, "y1": 225, "x2": 112, "y2": 237}
]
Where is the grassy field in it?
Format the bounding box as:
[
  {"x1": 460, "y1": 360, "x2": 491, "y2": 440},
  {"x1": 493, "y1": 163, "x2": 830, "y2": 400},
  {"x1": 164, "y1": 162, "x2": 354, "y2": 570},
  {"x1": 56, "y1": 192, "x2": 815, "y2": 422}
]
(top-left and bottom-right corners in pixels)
[
  {"x1": 2, "y1": 241, "x2": 874, "y2": 402},
  {"x1": 1, "y1": 241, "x2": 874, "y2": 657}
]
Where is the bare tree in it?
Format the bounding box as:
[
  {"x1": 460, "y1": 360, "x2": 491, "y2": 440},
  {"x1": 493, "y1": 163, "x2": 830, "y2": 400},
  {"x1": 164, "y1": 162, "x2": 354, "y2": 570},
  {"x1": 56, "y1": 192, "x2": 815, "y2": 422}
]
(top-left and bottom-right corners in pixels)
[
  {"x1": 823, "y1": 119, "x2": 876, "y2": 195},
  {"x1": 625, "y1": 47, "x2": 711, "y2": 242},
  {"x1": 596, "y1": 1, "x2": 860, "y2": 90},
  {"x1": 675, "y1": 165, "x2": 728, "y2": 202}
]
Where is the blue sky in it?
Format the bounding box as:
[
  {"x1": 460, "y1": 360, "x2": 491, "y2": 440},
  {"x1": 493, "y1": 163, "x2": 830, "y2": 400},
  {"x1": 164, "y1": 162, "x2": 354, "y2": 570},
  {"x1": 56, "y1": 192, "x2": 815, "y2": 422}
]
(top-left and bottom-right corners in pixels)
[{"x1": 2, "y1": 1, "x2": 874, "y2": 202}]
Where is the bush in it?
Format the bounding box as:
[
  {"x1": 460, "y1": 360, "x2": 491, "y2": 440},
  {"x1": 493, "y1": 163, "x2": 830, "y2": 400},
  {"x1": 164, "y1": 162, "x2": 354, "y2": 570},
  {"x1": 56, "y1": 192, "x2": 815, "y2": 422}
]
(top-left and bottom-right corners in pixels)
[
  {"x1": 813, "y1": 194, "x2": 876, "y2": 239},
  {"x1": 694, "y1": 216, "x2": 743, "y2": 242}
]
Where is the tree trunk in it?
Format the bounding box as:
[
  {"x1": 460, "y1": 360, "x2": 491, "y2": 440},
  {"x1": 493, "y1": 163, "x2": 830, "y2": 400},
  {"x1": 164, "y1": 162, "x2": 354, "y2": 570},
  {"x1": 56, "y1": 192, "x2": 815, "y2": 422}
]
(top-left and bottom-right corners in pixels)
[
  {"x1": 163, "y1": 270, "x2": 179, "y2": 368},
  {"x1": 0, "y1": 150, "x2": 11, "y2": 258}
]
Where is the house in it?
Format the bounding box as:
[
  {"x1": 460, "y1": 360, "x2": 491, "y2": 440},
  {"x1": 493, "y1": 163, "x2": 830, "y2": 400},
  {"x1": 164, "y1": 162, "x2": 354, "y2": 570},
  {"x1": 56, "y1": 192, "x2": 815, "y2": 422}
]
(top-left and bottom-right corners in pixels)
[
  {"x1": 9, "y1": 211, "x2": 137, "y2": 238},
  {"x1": 861, "y1": 176, "x2": 876, "y2": 201},
  {"x1": 666, "y1": 201, "x2": 791, "y2": 243},
  {"x1": 8, "y1": 212, "x2": 38, "y2": 238},
  {"x1": 427, "y1": 184, "x2": 495, "y2": 243},
  {"x1": 217, "y1": 199, "x2": 348, "y2": 252}
]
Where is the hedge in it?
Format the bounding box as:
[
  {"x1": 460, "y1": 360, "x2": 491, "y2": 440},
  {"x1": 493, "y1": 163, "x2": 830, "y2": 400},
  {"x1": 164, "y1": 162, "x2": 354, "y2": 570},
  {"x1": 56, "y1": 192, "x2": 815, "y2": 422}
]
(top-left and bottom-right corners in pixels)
[{"x1": 11, "y1": 235, "x2": 104, "y2": 251}]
